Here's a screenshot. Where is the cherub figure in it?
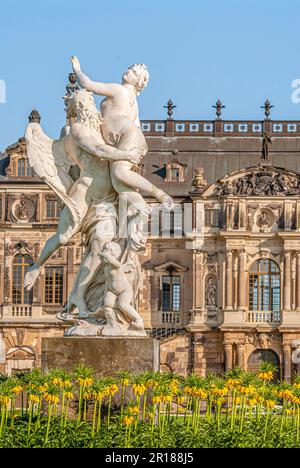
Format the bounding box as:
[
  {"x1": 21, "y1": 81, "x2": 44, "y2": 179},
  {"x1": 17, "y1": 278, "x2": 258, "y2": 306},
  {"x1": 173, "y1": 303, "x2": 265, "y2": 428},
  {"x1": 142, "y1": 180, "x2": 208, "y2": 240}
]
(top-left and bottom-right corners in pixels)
[
  {"x1": 99, "y1": 242, "x2": 144, "y2": 330},
  {"x1": 71, "y1": 56, "x2": 174, "y2": 214}
]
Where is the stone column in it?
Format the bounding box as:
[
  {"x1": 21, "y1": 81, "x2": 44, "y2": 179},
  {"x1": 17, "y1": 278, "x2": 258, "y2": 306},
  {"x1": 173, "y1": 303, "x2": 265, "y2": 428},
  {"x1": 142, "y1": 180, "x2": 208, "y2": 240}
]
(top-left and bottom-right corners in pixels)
[
  {"x1": 238, "y1": 249, "x2": 247, "y2": 310},
  {"x1": 284, "y1": 251, "x2": 291, "y2": 312},
  {"x1": 296, "y1": 201, "x2": 300, "y2": 231},
  {"x1": 237, "y1": 344, "x2": 246, "y2": 370},
  {"x1": 225, "y1": 343, "x2": 233, "y2": 372},
  {"x1": 238, "y1": 200, "x2": 246, "y2": 230},
  {"x1": 194, "y1": 251, "x2": 204, "y2": 310},
  {"x1": 296, "y1": 252, "x2": 300, "y2": 312},
  {"x1": 233, "y1": 255, "x2": 238, "y2": 310},
  {"x1": 292, "y1": 255, "x2": 296, "y2": 311},
  {"x1": 225, "y1": 250, "x2": 233, "y2": 310},
  {"x1": 190, "y1": 251, "x2": 205, "y2": 326},
  {"x1": 283, "y1": 344, "x2": 292, "y2": 383}
]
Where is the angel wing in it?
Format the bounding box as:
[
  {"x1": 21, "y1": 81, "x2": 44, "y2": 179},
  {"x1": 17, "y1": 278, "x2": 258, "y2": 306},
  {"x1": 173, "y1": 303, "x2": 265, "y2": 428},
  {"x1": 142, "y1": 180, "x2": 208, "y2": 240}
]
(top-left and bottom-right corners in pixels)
[{"x1": 25, "y1": 122, "x2": 82, "y2": 226}]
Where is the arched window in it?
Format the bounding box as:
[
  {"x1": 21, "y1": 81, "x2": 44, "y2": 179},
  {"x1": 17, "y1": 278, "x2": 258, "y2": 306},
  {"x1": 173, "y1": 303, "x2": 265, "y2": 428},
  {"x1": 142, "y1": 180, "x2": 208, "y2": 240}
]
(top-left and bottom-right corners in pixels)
[
  {"x1": 249, "y1": 259, "x2": 280, "y2": 314},
  {"x1": 12, "y1": 255, "x2": 33, "y2": 304},
  {"x1": 17, "y1": 159, "x2": 33, "y2": 177}
]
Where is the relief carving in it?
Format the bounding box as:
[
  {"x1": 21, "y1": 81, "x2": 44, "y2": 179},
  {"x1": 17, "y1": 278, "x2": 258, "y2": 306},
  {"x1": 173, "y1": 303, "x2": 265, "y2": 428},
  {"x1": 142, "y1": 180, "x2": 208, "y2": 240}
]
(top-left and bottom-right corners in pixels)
[
  {"x1": 215, "y1": 169, "x2": 300, "y2": 197},
  {"x1": 7, "y1": 194, "x2": 38, "y2": 223}
]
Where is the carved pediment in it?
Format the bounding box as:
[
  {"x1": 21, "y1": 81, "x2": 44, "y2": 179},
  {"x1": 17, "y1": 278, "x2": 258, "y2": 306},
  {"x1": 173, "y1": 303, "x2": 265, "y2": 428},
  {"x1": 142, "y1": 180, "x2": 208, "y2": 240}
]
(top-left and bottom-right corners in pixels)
[
  {"x1": 153, "y1": 261, "x2": 188, "y2": 272},
  {"x1": 203, "y1": 166, "x2": 300, "y2": 198},
  {"x1": 5, "y1": 138, "x2": 26, "y2": 156}
]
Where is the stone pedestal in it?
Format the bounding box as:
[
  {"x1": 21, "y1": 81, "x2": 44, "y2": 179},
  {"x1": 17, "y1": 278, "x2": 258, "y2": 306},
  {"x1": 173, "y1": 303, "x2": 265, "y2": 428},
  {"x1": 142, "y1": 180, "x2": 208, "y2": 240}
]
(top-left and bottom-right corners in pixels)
[{"x1": 41, "y1": 337, "x2": 160, "y2": 375}]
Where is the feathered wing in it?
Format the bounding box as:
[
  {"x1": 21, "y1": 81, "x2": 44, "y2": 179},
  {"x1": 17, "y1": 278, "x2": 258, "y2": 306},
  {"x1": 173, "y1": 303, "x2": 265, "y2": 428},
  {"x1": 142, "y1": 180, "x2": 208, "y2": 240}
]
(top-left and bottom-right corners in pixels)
[{"x1": 25, "y1": 122, "x2": 82, "y2": 226}]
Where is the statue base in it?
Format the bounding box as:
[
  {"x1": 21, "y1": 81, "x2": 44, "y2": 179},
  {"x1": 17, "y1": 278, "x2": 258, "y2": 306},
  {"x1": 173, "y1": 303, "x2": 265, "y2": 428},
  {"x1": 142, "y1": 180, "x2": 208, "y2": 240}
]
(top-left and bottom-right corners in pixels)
[{"x1": 41, "y1": 337, "x2": 160, "y2": 375}]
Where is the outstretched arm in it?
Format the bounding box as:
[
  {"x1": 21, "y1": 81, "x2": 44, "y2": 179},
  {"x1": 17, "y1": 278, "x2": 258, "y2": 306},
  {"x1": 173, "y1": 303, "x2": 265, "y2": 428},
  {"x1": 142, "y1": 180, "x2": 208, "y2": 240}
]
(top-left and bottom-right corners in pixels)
[
  {"x1": 71, "y1": 56, "x2": 122, "y2": 97},
  {"x1": 71, "y1": 124, "x2": 141, "y2": 164}
]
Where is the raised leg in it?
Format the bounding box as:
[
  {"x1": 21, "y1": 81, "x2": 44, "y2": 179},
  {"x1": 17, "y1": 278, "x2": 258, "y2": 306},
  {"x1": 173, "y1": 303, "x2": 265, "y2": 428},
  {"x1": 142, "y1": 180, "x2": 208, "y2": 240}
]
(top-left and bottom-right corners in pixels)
[{"x1": 111, "y1": 163, "x2": 174, "y2": 210}]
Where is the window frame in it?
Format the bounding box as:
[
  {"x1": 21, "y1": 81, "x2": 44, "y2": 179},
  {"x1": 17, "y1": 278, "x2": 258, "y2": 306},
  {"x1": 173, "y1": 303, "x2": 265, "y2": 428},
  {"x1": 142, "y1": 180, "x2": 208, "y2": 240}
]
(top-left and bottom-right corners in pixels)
[
  {"x1": 161, "y1": 275, "x2": 181, "y2": 312},
  {"x1": 249, "y1": 259, "x2": 280, "y2": 313},
  {"x1": 17, "y1": 158, "x2": 33, "y2": 177},
  {"x1": 12, "y1": 254, "x2": 34, "y2": 305},
  {"x1": 44, "y1": 266, "x2": 64, "y2": 305}
]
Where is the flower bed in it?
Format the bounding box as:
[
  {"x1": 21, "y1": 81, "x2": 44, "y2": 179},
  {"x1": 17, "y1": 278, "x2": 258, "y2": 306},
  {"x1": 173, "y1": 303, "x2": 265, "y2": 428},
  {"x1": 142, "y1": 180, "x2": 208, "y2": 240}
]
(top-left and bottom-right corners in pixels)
[{"x1": 0, "y1": 363, "x2": 300, "y2": 448}]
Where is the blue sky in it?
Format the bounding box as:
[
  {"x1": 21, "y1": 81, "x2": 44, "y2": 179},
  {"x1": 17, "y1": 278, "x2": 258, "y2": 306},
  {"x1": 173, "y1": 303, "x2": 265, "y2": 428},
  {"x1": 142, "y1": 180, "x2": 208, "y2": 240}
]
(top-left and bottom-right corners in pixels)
[{"x1": 1, "y1": 0, "x2": 300, "y2": 150}]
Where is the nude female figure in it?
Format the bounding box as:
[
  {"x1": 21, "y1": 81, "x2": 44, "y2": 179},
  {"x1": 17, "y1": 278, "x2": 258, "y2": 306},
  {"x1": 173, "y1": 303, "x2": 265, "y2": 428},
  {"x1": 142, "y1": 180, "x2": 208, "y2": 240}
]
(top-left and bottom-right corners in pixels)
[{"x1": 71, "y1": 57, "x2": 174, "y2": 214}]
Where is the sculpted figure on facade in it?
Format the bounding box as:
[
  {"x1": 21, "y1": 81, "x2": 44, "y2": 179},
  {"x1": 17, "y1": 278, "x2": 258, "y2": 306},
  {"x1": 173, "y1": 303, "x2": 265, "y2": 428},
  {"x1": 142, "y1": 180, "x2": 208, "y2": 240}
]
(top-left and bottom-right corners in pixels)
[
  {"x1": 24, "y1": 57, "x2": 174, "y2": 336},
  {"x1": 215, "y1": 169, "x2": 300, "y2": 198},
  {"x1": 205, "y1": 277, "x2": 217, "y2": 307}
]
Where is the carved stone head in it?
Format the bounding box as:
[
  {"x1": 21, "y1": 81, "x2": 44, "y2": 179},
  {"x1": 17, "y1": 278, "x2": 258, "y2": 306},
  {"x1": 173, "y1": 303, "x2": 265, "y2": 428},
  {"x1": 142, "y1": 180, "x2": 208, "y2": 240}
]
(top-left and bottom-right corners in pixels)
[{"x1": 122, "y1": 64, "x2": 149, "y2": 95}]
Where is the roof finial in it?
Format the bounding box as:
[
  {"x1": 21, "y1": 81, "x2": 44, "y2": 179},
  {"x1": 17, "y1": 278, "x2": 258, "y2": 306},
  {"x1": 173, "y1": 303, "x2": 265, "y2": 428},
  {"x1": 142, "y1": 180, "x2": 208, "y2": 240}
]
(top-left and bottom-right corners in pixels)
[
  {"x1": 212, "y1": 99, "x2": 225, "y2": 119},
  {"x1": 164, "y1": 98, "x2": 176, "y2": 120},
  {"x1": 28, "y1": 109, "x2": 41, "y2": 124},
  {"x1": 261, "y1": 99, "x2": 274, "y2": 120}
]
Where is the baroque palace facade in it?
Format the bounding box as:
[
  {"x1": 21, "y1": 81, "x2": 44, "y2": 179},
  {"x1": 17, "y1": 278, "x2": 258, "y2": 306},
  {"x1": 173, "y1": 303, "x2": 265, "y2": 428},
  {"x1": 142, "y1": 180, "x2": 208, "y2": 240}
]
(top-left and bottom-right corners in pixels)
[{"x1": 1, "y1": 106, "x2": 300, "y2": 381}]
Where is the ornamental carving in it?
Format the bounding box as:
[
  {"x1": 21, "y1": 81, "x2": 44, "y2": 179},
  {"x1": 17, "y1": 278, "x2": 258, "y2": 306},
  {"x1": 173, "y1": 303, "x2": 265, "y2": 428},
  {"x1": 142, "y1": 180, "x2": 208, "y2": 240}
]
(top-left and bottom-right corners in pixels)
[
  {"x1": 214, "y1": 169, "x2": 300, "y2": 197},
  {"x1": 5, "y1": 241, "x2": 39, "y2": 259},
  {"x1": 192, "y1": 167, "x2": 207, "y2": 190},
  {"x1": 7, "y1": 194, "x2": 38, "y2": 223},
  {"x1": 255, "y1": 208, "x2": 276, "y2": 230}
]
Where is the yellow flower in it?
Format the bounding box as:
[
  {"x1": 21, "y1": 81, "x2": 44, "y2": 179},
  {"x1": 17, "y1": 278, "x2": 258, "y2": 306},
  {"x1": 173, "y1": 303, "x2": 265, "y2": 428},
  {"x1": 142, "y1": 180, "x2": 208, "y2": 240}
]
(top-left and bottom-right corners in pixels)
[
  {"x1": 162, "y1": 395, "x2": 172, "y2": 403},
  {"x1": 152, "y1": 395, "x2": 162, "y2": 404},
  {"x1": 211, "y1": 387, "x2": 229, "y2": 397},
  {"x1": 132, "y1": 384, "x2": 146, "y2": 396},
  {"x1": 106, "y1": 384, "x2": 119, "y2": 396},
  {"x1": 227, "y1": 379, "x2": 241, "y2": 389},
  {"x1": 128, "y1": 406, "x2": 139, "y2": 415},
  {"x1": 239, "y1": 385, "x2": 256, "y2": 396},
  {"x1": 83, "y1": 392, "x2": 91, "y2": 400},
  {"x1": 177, "y1": 396, "x2": 185, "y2": 404},
  {"x1": 264, "y1": 399, "x2": 275, "y2": 409},
  {"x1": 278, "y1": 390, "x2": 293, "y2": 400},
  {"x1": 121, "y1": 379, "x2": 130, "y2": 387},
  {"x1": 0, "y1": 396, "x2": 10, "y2": 405},
  {"x1": 258, "y1": 371, "x2": 273, "y2": 381},
  {"x1": 44, "y1": 393, "x2": 59, "y2": 405},
  {"x1": 28, "y1": 394, "x2": 40, "y2": 404},
  {"x1": 65, "y1": 391, "x2": 74, "y2": 400},
  {"x1": 195, "y1": 389, "x2": 208, "y2": 400},
  {"x1": 184, "y1": 386, "x2": 193, "y2": 395},
  {"x1": 123, "y1": 416, "x2": 135, "y2": 426},
  {"x1": 78, "y1": 378, "x2": 93, "y2": 387},
  {"x1": 63, "y1": 380, "x2": 72, "y2": 389},
  {"x1": 291, "y1": 395, "x2": 300, "y2": 405},
  {"x1": 248, "y1": 398, "x2": 257, "y2": 406},
  {"x1": 38, "y1": 385, "x2": 48, "y2": 393},
  {"x1": 12, "y1": 386, "x2": 22, "y2": 394},
  {"x1": 93, "y1": 391, "x2": 105, "y2": 401}
]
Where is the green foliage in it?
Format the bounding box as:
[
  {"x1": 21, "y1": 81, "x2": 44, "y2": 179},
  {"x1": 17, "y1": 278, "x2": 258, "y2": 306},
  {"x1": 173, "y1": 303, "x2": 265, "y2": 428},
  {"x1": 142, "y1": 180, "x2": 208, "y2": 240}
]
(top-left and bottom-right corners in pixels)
[{"x1": 1, "y1": 365, "x2": 300, "y2": 447}]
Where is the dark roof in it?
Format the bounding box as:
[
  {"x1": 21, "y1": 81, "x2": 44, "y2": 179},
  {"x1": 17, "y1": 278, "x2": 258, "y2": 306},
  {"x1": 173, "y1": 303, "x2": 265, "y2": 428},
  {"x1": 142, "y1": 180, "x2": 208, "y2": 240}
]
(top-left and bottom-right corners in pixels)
[{"x1": 3, "y1": 120, "x2": 300, "y2": 197}]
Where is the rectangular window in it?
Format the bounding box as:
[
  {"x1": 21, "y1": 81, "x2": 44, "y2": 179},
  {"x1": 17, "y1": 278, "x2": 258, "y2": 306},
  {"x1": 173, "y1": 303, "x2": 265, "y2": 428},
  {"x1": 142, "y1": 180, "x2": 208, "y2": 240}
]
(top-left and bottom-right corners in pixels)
[
  {"x1": 162, "y1": 276, "x2": 181, "y2": 312},
  {"x1": 44, "y1": 267, "x2": 64, "y2": 305},
  {"x1": 170, "y1": 168, "x2": 180, "y2": 182},
  {"x1": 205, "y1": 209, "x2": 219, "y2": 227},
  {"x1": 46, "y1": 199, "x2": 62, "y2": 219}
]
